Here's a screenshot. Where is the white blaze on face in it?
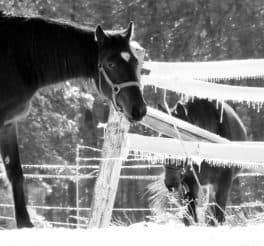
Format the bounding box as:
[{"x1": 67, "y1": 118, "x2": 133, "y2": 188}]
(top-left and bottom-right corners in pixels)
[
  {"x1": 121, "y1": 51, "x2": 131, "y2": 62},
  {"x1": 130, "y1": 41, "x2": 145, "y2": 70}
]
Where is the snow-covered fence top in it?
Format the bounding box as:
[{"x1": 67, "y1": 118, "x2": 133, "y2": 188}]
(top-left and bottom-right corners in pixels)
[
  {"x1": 141, "y1": 106, "x2": 229, "y2": 143},
  {"x1": 127, "y1": 133, "x2": 264, "y2": 169},
  {"x1": 143, "y1": 59, "x2": 264, "y2": 82},
  {"x1": 142, "y1": 59, "x2": 264, "y2": 105},
  {"x1": 137, "y1": 107, "x2": 264, "y2": 169}
]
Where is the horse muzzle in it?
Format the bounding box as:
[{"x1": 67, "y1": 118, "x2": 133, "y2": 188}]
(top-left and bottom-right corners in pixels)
[{"x1": 129, "y1": 103, "x2": 147, "y2": 121}]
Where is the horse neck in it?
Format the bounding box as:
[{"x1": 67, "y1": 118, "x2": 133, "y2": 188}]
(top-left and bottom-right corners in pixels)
[{"x1": 28, "y1": 18, "x2": 98, "y2": 88}]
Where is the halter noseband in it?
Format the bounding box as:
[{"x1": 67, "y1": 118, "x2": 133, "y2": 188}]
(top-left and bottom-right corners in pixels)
[{"x1": 96, "y1": 63, "x2": 141, "y2": 112}]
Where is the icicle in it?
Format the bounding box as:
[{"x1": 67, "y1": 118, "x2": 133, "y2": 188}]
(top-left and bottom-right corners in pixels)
[
  {"x1": 180, "y1": 93, "x2": 184, "y2": 102},
  {"x1": 252, "y1": 102, "x2": 256, "y2": 110},
  {"x1": 220, "y1": 102, "x2": 224, "y2": 123},
  {"x1": 247, "y1": 101, "x2": 250, "y2": 108}
]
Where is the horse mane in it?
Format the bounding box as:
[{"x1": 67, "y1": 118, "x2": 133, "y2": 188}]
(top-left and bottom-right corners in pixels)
[
  {"x1": 0, "y1": 11, "x2": 94, "y2": 28},
  {"x1": 0, "y1": 13, "x2": 98, "y2": 88}
]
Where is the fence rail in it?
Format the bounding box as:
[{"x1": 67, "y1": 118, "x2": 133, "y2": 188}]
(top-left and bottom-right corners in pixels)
[
  {"x1": 1, "y1": 143, "x2": 264, "y2": 228},
  {"x1": 0, "y1": 145, "x2": 165, "y2": 228},
  {"x1": 143, "y1": 59, "x2": 264, "y2": 82}
]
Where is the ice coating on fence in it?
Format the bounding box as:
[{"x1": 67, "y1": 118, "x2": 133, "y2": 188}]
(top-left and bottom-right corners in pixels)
[
  {"x1": 127, "y1": 133, "x2": 264, "y2": 170},
  {"x1": 142, "y1": 59, "x2": 264, "y2": 110},
  {"x1": 143, "y1": 59, "x2": 264, "y2": 82}
]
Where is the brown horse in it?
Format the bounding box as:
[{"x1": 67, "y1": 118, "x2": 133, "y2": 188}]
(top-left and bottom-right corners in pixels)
[
  {"x1": 161, "y1": 99, "x2": 247, "y2": 225},
  {"x1": 0, "y1": 13, "x2": 146, "y2": 228}
]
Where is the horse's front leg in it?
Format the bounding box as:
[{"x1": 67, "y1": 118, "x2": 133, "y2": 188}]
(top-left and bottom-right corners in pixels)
[
  {"x1": 182, "y1": 182, "x2": 198, "y2": 226},
  {"x1": 213, "y1": 170, "x2": 233, "y2": 225},
  {"x1": 0, "y1": 123, "x2": 33, "y2": 228}
]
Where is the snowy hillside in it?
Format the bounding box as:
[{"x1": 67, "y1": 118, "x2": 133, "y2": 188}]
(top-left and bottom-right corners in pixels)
[{"x1": 1, "y1": 223, "x2": 264, "y2": 246}]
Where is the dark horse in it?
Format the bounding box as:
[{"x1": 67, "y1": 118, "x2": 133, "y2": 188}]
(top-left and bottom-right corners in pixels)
[
  {"x1": 0, "y1": 13, "x2": 146, "y2": 228},
  {"x1": 160, "y1": 99, "x2": 247, "y2": 225}
]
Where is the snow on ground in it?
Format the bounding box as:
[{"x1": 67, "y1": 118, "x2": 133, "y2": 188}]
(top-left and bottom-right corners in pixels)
[{"x1": 1, "y1": 222, "x2": 264, "y2": 246}]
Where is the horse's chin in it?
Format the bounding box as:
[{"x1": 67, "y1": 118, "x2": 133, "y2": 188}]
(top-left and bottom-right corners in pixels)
[
  {"x1": 126, "y1": 115, "x2": 145, "y2": 123},
  {"x1": 126, "y1": 115, "x2": 136, "y2": 123},
  {"x1": 123, "y1": 112, "x2": 137, "y2": 123},
  {"x1": 120, "y1": 101, "x2": 147, "y2": 122},
  {"x1": 124, "y1": 112, "x2": 145, "y2": 123}
]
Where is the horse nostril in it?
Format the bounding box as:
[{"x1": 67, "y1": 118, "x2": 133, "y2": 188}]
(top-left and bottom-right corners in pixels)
[{"x1": 131, "y1": 105, "x2": 147, "y2": 121}]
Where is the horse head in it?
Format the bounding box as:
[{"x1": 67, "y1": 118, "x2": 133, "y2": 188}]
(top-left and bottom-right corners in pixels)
[
  {"x1": 164, "y1": 164, "x2": 184, "y2": 192},
  {"x1": 94, "y1": 22, "x2": 147, "y2": 122}
]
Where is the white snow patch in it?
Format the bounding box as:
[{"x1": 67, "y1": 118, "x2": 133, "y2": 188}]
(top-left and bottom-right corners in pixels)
[{"x1": 1, "y1": 223, "x2": 264, "y2": 246}]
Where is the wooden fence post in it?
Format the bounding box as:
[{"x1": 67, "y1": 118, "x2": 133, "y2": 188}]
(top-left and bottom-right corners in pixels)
[
  {"x1": 88, "y1": 41, "x2": 145, "y2": 228},
  {"x1": 88, "y1": 106, "x2": 130, "y2": 228}
]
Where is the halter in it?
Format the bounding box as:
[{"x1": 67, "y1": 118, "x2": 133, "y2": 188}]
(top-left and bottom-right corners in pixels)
[{"x1": 96, "y1": 63, "x2": 141, "y2": 112}]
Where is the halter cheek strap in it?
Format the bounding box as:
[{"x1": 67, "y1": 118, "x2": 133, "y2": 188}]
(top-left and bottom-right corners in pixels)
[{"x1": 96, "y1": 64, "x2": 141, "y2": 112}]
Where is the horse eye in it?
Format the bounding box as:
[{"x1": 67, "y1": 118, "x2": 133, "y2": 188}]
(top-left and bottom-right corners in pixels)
[{"x1": 107, "y1": 62, "x2": 116, "y2": 69}]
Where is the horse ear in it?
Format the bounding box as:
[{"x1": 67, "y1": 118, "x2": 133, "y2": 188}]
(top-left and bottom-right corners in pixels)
[
  {"x1": 95, "y1": 25, "x2": 108, "y2": 46},
  {"x1": 124, "y1": 22, "x2": 134, "y2": 41},
  {"x1": 175, "y1": 102, "x2": 188, "y2": 119}
]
